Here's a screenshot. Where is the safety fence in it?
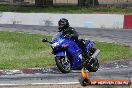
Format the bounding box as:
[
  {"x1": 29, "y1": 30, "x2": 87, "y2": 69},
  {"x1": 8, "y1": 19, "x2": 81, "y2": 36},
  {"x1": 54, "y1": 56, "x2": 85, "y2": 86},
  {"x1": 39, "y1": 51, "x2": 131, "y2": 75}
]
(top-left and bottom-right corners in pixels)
[{"x1": 98, "y1": 0, "x2": 132, "y2": 7}]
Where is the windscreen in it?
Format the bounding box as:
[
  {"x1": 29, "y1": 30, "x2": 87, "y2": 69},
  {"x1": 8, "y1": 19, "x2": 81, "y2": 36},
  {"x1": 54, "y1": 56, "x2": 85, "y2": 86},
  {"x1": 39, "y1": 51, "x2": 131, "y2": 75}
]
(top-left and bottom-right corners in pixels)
[{"x1": 52, "y1": 32, "x2": 62, "y2": 41}]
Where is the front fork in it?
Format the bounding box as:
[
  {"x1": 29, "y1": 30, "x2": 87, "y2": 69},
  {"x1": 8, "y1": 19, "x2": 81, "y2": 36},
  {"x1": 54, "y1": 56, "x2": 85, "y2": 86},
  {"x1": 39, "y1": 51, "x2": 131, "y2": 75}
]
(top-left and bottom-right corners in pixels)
[{"x1": 55, "y1": 51, "x2": 70, "y2": 65}]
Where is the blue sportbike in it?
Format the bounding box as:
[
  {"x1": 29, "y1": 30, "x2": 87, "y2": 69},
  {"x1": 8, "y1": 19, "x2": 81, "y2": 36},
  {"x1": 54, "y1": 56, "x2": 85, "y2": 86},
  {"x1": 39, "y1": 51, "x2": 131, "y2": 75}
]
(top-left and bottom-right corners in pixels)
[{"x1": 42, "y1": 32, "x2": 100, "y2": 73}]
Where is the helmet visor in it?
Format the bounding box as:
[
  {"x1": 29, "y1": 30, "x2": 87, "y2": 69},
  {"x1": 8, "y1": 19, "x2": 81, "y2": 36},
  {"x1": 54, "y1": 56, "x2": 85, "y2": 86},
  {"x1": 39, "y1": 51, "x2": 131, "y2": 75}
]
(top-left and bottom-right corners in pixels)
[{"x1": 58, "y1": 22, "x2": 65, "y2": 28}]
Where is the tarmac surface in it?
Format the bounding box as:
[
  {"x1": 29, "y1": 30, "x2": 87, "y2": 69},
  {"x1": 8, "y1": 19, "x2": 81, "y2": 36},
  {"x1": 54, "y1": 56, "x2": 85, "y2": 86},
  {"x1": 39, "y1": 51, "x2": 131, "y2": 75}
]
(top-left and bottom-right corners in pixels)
[
  {"x1": 0, "y1": 60, "x2": 131, "y2": 85},
  {"x1": 0, "y1": 24, "x2": 132, "y2": 46},
  {"x1": 0, "y1": 24, "x2": 132, "y2": 85}
]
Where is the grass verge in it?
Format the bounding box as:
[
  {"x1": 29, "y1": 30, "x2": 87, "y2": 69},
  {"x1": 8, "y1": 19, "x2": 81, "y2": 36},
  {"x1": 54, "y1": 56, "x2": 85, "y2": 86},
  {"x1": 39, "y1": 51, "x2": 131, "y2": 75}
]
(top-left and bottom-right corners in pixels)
[
  {"x1": 0, "y1": 31, "x2": 54, "y2": 69},
  {"x1": 0, "y1": 31, "x2": 132, "y2": 69},
  {"x1": 0, "y1": 4, "x2": 132, "y2": 13}
]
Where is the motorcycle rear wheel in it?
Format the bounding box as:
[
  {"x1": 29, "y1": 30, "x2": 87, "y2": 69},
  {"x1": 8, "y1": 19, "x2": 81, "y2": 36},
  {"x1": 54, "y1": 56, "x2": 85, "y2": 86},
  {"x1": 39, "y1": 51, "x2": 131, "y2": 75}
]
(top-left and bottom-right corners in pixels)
[
  {"x1": 86, "y1": 59, "x2": 99, "y2": 72},
  {"x1": 55, "y1": 56, "x2": 71, "y2": 73}
]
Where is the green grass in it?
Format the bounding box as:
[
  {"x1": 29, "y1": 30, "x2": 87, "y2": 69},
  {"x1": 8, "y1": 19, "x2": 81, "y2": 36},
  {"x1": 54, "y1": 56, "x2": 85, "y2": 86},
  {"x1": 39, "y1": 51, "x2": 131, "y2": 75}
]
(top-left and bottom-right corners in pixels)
[
  {"x1": 0, "y1": 31, "x2": 54, "y2": 69},
  {"x1": 0, "y1": 31, "x2": 132, "y2": 69},
  {"x1": 0, "y1": 4, "x2": 132, "y2": 13},
  {"x1": 94, "y1": 42, "x2": 132, "y2": 63}
]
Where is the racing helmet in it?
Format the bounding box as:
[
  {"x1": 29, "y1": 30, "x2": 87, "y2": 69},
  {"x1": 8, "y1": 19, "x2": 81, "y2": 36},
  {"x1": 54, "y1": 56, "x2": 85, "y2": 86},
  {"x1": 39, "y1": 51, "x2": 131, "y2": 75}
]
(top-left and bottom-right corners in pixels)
[{"x1": 58, "y1": 18, "x2": 69, "y2": 32}]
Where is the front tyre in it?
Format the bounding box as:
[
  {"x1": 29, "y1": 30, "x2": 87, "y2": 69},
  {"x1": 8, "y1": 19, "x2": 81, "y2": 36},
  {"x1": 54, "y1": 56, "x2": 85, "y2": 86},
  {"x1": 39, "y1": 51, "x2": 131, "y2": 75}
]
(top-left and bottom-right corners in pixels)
[{"x1": 55, "y1": 56, "x2": 71, "y2": 73}]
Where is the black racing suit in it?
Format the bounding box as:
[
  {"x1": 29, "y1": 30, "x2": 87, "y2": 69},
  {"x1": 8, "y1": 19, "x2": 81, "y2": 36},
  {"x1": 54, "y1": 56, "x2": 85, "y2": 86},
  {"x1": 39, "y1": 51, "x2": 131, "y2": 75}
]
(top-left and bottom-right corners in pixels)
[{"x1": 61, "y1": 27, "x2": 78, "y2": 41}]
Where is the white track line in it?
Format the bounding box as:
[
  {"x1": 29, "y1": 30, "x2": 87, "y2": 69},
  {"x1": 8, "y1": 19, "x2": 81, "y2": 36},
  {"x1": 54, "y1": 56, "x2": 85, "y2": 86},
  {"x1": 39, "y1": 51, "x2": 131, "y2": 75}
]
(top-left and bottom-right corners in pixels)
[{"x1": 0, "y1": 82, "x2": 80, "y2": 86}]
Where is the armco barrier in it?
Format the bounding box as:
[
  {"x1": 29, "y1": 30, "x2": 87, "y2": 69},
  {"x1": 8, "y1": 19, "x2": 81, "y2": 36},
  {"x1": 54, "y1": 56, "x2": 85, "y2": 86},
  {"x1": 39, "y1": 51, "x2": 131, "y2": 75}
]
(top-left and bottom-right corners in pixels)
[
  {"x1": 123, "y1": 15, "x2": 132, "y2": 29},
  {"x1": 0, "y1": 12, "x2": 125, "y2": 29}
]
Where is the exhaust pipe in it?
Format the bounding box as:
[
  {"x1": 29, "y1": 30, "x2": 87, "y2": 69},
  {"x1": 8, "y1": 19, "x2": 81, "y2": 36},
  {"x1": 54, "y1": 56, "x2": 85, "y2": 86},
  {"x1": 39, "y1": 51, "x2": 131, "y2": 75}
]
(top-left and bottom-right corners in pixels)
[{"x1": 91, "y1": 49, "x2": 100, "y2": 60}]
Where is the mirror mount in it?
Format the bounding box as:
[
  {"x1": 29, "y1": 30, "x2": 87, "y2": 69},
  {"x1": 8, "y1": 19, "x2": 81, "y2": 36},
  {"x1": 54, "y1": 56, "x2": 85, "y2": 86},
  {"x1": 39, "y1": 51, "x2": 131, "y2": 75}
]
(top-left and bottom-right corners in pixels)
[{"x1": 42, "y1": 38, "x2": 48, "y2": 42}]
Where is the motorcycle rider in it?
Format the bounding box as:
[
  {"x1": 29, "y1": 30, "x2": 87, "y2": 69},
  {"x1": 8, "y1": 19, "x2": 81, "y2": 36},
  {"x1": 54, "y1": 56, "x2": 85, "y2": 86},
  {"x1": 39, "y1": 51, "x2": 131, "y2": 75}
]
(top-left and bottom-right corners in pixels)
[
  {"x1": 58, "y1": 18, "x2": 78, "y2": 42},
  {"x1": 58, "y1": 18, "x2": 90, "y2": 62}
]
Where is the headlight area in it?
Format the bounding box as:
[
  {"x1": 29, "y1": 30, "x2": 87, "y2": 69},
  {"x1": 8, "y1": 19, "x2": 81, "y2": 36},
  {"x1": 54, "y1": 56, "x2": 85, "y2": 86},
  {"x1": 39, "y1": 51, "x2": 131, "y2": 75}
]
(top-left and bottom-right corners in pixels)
[
  {"x1": 51, "y1": 42, "x2": 60, "y2": 54},
  {"x1": 51, "y1": 43, "x2": 69, "y2": 54},
  {"x1": 51, "y1": 42, "x2": 59, "y2": 48}
]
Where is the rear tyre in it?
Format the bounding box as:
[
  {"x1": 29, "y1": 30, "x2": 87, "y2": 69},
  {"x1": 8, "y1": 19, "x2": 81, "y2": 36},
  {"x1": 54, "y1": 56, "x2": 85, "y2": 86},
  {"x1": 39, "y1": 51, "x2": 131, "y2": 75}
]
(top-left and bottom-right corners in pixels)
[
  {"x1": 55, "y1": 56, "x2": 71, "y2": 73},
  {"x1": 86, "y1": 59, "x2": 99, "y2": 72},
  {"x1": 79, "y1": 78, "x2": 90, "y2": 86}
]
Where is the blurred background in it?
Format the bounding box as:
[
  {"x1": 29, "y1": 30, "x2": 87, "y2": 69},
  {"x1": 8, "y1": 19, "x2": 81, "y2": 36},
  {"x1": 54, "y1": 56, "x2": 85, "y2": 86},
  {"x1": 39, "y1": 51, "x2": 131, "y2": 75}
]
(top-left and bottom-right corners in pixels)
[{"x1": 0, "y1": 0, "x2": 132, "y2": 7}]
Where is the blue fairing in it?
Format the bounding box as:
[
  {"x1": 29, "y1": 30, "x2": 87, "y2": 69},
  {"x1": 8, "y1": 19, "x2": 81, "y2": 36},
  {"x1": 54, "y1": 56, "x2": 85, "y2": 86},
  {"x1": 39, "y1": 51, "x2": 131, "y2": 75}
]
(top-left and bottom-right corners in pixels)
[
  {"x1": 66, "y1": 40, "x2": 82, "y2": 69},
  {"x1": 51, "y1": 33, "x2": 93, "y2": 69},
  {"x1": 86, "y1": 40, "x2": 94, "y2": 52},
  {"x1": 56, "y1": 51, "x2": 65, "y2": 56}
]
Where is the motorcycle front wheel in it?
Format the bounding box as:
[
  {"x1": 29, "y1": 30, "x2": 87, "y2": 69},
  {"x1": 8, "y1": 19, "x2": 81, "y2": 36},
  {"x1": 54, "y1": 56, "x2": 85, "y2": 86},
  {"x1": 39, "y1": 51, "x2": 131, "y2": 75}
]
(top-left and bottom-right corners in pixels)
[{"x1": 55, "y1": 56, "x2": 71, "y2": 73}]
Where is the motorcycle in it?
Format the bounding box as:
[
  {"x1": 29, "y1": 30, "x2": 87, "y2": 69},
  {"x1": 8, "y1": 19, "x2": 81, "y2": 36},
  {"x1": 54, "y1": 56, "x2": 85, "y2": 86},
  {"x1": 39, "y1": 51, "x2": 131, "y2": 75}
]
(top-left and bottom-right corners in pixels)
[{"x1": 42, "y1": 32, "x2": 100, "y2": 73}]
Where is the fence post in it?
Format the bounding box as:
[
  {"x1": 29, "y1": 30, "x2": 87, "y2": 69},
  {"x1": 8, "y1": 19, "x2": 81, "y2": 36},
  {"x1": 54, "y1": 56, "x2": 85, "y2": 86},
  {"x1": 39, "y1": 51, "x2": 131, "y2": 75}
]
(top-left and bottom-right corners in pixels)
[
  {"x1": 10, "y1": 0, "x2": 14, "y2": 4},
  {"x1": 93, "y1": 0, "x2": 95, "y2": 7}
]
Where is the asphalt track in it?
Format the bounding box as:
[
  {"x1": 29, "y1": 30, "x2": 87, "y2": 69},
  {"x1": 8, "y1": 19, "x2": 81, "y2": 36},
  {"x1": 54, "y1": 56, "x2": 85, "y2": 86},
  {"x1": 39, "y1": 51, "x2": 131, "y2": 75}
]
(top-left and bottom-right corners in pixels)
[
  {"x1": 0, "y1": 24, "x2": 132, "y2": 85},
  {"x1": 0, "y1": 24, "x2": 132, "y2": 46}
]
